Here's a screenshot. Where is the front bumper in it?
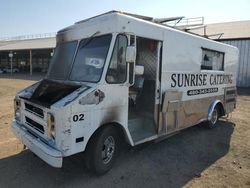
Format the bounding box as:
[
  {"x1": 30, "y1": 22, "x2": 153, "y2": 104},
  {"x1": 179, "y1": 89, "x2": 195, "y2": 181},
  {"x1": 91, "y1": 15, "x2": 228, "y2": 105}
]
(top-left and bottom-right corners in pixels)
[{"x1": 12, "y1": 120, "x2": 63, "y2": 168}]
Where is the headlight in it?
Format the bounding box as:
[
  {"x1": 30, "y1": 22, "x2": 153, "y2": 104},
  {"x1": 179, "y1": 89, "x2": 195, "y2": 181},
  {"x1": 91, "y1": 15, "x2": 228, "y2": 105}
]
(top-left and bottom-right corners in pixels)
[
  {"x1": 47, "y1": 113, "x2": 55, "y2": 139},
  {"x1": 15, "y1": 108, "x2": 21, "y2": 122},
  {"x1": 14, "y1": 98, "x2": 21, "y2": 121}
]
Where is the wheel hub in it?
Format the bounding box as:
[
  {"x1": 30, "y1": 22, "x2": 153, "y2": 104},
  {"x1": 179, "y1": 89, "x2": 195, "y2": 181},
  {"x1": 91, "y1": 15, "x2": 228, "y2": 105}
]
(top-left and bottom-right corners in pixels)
[
  {"x1": 211, "y1": 109, "x2": 218, "y2": 125},
  {"x1": 102, "y1": 136, "x2": 115, "y2": 164}
]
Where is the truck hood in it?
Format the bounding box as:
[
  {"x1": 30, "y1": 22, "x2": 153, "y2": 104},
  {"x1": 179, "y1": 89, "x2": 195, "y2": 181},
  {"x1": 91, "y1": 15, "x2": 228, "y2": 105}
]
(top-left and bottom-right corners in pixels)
[{"x1": 19, "y1": 79, "x2": 89, "y2": 108}]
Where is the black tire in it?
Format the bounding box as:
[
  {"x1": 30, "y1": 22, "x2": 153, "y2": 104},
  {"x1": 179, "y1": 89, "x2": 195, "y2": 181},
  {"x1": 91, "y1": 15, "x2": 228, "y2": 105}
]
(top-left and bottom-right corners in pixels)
[
  {"x1": 85, "y1": 126, "x2": 119, "y2": 175},
  {"x1": 206, "y1": 106, "x2": 219, "y2": 129}
]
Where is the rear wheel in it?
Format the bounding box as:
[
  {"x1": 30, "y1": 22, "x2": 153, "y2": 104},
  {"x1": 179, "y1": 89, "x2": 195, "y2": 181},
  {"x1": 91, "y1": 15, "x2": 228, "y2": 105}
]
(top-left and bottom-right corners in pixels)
[
  {"x1": 85, "y1": 126, "x2": 120, "y2": 175},
  {"x1": 207, "y1": 106, "x2": 219, "y2": 128}
]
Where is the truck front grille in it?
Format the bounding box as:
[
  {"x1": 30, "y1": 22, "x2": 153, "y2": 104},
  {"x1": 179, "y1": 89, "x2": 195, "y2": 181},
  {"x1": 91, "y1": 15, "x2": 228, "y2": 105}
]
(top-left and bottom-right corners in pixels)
[
  {"x1": 25, "y1": 103, "x2": 44, "y2": 118},
  {"x1": 25, "y1": 117, "x2": 44, "y2": 134}
]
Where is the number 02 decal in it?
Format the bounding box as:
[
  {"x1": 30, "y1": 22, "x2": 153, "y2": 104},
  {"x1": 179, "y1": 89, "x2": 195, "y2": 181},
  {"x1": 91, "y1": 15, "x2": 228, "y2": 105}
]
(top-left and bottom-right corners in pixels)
[{"x1": 73, "y1": 114, "x2": 84, "y2": 122}]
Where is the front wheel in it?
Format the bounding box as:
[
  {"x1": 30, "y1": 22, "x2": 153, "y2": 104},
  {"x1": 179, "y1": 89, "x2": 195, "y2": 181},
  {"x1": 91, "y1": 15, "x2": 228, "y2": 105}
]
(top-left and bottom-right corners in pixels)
[
  {"x1": 85, "y1": 126, "x2": 120, "y2": 175},
  {"x1": 207, "y1": 106, "x2": 219, "y2": 128}
]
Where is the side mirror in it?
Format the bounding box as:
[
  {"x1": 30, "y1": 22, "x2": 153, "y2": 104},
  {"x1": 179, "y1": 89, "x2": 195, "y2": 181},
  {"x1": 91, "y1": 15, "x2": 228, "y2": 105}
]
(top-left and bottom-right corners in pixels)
[
  {"x1": 126, "y1": 46, "x2": 136, "y2": 63},
  {"x1": 135, "y1": 65, "x2": 144, "y2": 75}
]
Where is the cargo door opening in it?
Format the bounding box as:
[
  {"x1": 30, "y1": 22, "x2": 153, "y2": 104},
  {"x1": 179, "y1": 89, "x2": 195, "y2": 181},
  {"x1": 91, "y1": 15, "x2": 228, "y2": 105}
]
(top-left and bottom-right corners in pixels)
[{"x1": 128, "y1": 37, "x2": 160, "y2": 144}]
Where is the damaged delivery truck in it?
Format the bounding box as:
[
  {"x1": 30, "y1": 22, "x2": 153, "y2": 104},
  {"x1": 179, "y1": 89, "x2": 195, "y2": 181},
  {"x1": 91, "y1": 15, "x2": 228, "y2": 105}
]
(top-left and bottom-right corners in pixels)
[{"x1": 12, "y1": 11, "x2": 238, "y2": 174}]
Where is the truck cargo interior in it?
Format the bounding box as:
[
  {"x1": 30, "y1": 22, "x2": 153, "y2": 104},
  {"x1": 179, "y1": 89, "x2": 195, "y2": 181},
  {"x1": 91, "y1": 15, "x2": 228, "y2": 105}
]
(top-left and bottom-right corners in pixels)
[{"x1": 128, "y1": 37, "x2": 159, "y2": 143}]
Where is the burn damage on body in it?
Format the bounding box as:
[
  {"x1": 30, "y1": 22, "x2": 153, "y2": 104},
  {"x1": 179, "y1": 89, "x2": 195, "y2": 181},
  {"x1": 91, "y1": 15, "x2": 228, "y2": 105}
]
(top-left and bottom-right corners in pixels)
[
  {"x1": 20, "y1": 79, "x2": 81, "y2": 108},
  {"x1": 61, "y1": 86, "x2": 90, "y2": 107},
  {"x1": 79, "y1": 90, "x2": 105, "y2": 105}
]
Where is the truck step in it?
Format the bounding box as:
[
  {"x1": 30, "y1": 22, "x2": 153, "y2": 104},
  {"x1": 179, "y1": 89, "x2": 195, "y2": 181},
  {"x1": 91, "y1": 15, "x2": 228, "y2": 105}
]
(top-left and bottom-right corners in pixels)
[{"x1": 128, "y1": 118, "x2": 157, "y2": 144}]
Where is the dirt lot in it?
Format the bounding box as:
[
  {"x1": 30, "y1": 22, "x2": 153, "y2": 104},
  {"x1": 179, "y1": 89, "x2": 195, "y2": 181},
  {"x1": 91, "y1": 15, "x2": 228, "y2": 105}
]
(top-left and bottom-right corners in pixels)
[{"x1": 0, "y1": 75, "x2": 249, "y2": 188}]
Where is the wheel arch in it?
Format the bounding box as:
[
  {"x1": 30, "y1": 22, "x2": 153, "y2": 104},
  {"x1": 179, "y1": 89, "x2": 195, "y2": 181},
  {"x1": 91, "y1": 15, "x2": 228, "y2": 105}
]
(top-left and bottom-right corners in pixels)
[
  {"x1": 208, "y1": 100, "x2": 225, "y2": 121},
  {"x1": 85, "y1": 122, "x2": 132, "y2": 151}
]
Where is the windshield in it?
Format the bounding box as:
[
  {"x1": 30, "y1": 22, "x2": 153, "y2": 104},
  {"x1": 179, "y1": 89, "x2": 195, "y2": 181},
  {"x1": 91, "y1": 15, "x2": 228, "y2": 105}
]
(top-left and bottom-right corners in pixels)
[
  {"x1": 69, "y1": 34, "x2": 112, "y2": 82},
  {"x1": 47, "y1": 41, "x2": 77, "y2": 80}
]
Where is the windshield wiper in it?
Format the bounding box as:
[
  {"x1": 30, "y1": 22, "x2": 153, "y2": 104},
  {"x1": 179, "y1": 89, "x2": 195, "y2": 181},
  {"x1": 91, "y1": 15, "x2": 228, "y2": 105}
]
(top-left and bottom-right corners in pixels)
[{"x1": 80, "y1": 31, "x2": 100, "y2": 48}]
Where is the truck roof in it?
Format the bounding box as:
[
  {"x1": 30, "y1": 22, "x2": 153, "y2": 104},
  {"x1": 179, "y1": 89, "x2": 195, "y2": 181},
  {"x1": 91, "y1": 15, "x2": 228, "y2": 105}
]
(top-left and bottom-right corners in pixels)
[
  {"x1": 58, "y1": 10, "x2": 186, "y2": 34},
  {"x1": 57, "y1": 11, "x2": 238, "y2": 51}
]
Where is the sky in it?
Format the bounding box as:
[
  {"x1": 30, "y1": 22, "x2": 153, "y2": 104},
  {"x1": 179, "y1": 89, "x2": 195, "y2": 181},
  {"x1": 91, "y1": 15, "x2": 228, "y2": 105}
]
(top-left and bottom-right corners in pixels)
[{"x1": 0, "y1": 0, "x2": 250, "y2": 38}]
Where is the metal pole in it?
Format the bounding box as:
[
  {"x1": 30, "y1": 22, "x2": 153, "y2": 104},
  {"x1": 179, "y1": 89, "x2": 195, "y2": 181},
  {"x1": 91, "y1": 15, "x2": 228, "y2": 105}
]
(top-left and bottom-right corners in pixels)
[
  {"x1": 9, "y1": 51, "x2": 13, "y2": 75},
  {"x1": 30, "y1": 50, "x2": 32, "y2": 76},
  {"x1": 10, "y1": 56, "x2": 13, "y2": 75}
]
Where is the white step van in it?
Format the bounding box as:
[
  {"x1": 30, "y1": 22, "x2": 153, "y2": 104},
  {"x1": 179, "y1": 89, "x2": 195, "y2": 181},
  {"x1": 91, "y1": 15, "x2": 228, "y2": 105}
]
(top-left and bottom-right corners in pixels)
[{"x1": 12, "y1": 11, "x2": 238, "y2": 174}]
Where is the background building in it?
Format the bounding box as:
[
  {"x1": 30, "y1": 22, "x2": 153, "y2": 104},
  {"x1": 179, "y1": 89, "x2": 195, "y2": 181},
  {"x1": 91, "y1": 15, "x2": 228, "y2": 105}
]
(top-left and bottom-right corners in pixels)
[{"x1": 0, "y1": 33, "x2": 56, "y2": 75}]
